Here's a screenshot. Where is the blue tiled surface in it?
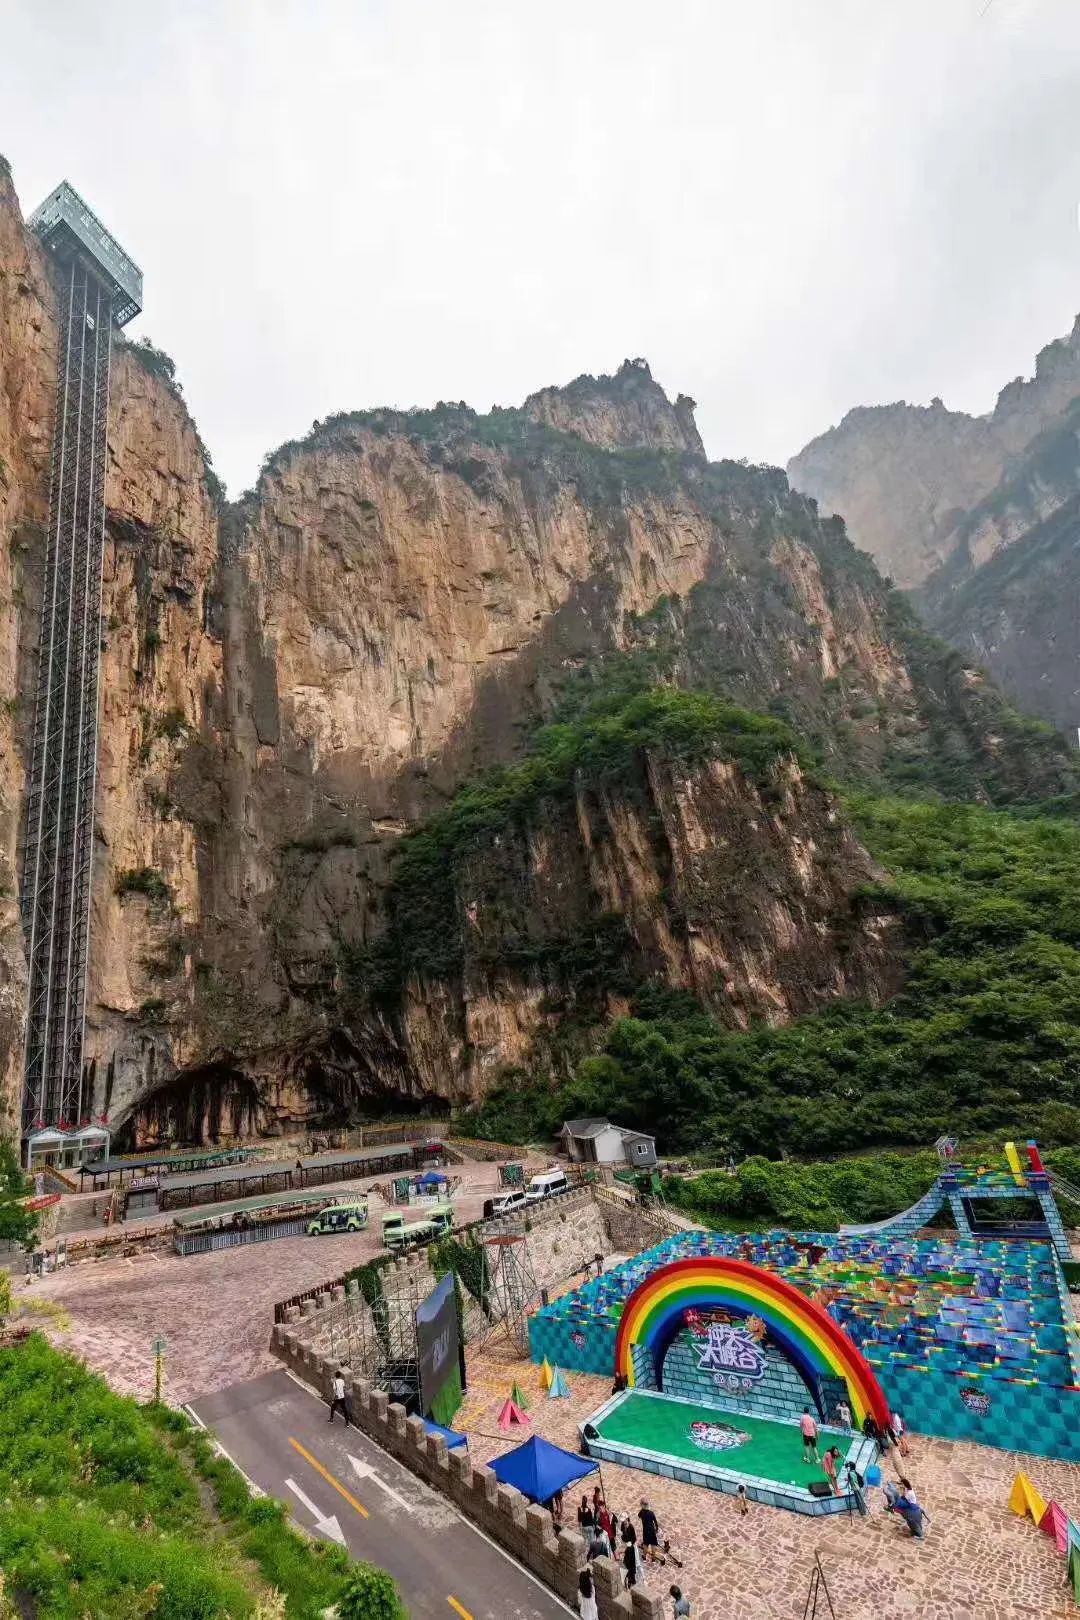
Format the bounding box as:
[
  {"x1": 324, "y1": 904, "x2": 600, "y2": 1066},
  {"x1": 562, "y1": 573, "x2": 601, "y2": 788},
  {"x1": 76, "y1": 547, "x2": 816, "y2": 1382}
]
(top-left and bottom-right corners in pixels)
[
  {"x1": 527, "y1": 1228, "x2": 1080, "y2": 1462},
  {"x1": 662, "y1": 1327, "x2": 811, "y2": 1420}
]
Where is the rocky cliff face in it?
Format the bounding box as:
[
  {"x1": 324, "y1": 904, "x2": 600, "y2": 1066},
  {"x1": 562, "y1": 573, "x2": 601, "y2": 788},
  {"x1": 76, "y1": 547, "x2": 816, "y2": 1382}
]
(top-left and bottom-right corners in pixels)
[
  {"x1": 0, "y1": 163, "x2": 1072, "y2": 1143},
  {"x1": 523, "y1": 357, "x2": 704, "y2": 453},
  {"x1": 787, "y1": 315, "x2": 1080, "y2": 591},
  {"x1": 788, "y1": 315, "x2": 1080, "y2": 730},
  {"x1": 0, "y1": 159, "x2": 55, "y2": 1131},
  {"x1": 0, "y1": 159, "x2": 223, "y2": 1129},
  {"x1": 925, "y1": 404, "x2": 1080, "y2": 735}
]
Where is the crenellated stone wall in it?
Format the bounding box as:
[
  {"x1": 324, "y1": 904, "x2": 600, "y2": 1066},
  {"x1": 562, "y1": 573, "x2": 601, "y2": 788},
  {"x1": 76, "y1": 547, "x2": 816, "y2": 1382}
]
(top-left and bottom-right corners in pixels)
[{"x1": 271, "y1": 1314, "x2": 663, "y2": 1619}]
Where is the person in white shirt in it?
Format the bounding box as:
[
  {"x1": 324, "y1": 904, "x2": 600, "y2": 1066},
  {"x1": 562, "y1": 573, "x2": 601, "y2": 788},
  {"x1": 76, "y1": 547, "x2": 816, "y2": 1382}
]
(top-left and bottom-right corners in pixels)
[{"x1": 328, "y1": 1371, "x2": 349, "y2": 1425}]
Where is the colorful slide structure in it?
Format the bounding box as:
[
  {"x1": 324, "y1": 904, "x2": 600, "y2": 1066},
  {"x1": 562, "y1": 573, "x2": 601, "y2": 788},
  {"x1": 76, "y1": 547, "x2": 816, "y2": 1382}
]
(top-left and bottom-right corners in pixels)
[
  {"x1": 839, "y1": 1141, "x2": 1071, "y2": 1261},
  {"x1": 838, "y1": 1179, "x2": 954, "y2": 1240}
]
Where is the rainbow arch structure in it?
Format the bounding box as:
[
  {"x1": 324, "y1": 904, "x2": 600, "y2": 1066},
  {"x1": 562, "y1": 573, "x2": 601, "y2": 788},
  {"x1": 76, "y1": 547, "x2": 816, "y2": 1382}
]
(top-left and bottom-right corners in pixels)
[{"x1": 613, "y1": 1255, "x2": 891, "y2": 1430}]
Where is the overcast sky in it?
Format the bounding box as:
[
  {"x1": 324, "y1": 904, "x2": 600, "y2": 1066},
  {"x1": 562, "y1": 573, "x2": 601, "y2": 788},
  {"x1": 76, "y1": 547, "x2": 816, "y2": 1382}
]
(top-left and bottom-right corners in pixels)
[{"x1": 3, "y1": 0, "x2": 1079, "y2": 495}]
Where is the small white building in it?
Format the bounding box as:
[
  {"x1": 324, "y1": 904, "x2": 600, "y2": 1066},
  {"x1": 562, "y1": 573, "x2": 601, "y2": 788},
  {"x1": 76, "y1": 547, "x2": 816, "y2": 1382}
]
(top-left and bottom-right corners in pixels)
[{"x1": 558, "y1": 1118, "x2": 658, "y2": 1168}]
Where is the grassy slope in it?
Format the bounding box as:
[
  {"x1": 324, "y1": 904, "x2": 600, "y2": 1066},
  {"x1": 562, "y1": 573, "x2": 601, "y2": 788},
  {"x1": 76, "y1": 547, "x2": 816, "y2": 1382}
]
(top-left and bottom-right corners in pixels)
[{"x1": 0, "y1": 1334, "x2": 398, "y2": 1619}]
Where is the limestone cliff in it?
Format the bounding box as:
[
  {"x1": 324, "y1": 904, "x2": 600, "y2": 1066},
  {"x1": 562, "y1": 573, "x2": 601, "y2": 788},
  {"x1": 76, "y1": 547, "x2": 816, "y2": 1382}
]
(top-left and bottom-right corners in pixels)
[
  {"x1": 925, "y1": 403, "x2": 1080, "y2": 734},
  {"x1": 0, "y1": 160, "x2": 1073, "y2": 1144},
  {"x1": 523, "y1": 358, "x2": 704, "y2": 453},
  {"x1": 0, "y1": 158, "x2": 224, "y2": 1129},
  {"x1": 128, "y1": 741, "x2": 901, "y2": 1143},
  {"x1": 787, "y1": 315, "x2": 1080, "y2": 590},
  {"x1": 0, "y1": 157, "x2": 54, "y2": 1129}
]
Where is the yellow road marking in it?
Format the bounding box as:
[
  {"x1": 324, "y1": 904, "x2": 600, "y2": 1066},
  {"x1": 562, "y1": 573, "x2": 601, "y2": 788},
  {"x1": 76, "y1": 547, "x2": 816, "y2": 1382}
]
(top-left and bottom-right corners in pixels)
[
  {"x1": 447, "y1": 1600, "x2": 473, "y2": 1620},
  {"x1": 288, "y1": 1436, "x2": 370, "y2": 1519}
]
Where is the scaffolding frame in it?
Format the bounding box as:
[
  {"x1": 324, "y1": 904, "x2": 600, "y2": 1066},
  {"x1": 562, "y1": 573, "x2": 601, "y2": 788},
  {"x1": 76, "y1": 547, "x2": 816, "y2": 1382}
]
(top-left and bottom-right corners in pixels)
[
  {"x1": 472, "y1": 1233, "x2": 543, "y2": 1355},
  {"x1": 324, "y1": 1269, "x2": 430, "y2": 1409}
]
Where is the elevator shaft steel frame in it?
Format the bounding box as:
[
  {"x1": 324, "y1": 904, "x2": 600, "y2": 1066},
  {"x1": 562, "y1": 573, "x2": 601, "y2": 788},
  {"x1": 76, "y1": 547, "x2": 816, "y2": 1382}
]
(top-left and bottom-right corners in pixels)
[{"x1": 21, "y1": 258, "x2": 113, "y2": 1134}]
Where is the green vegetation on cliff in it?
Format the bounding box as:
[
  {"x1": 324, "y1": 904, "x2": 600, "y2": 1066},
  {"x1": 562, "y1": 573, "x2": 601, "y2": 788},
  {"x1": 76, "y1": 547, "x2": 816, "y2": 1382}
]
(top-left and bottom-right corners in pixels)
[
  {"x1": 343, "y1": 685, "x2": 798, "y2": 993},
  {"x1": 0, "y1": 1334, "x2": 401, "y2": 1618},
  {"x1": 466, "y1": 796, "x2": 1080, "y2": 1158}
]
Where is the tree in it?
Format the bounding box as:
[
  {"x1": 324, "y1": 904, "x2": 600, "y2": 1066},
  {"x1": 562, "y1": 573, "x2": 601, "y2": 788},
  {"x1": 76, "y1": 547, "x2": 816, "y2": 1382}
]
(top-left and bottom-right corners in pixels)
[
  {"x1": 337, "y1": 1562, "x2": 408, "y2": 1620},
  {"x1": 0, "y1": 1138, "x2": 36, "y2": 1248}
]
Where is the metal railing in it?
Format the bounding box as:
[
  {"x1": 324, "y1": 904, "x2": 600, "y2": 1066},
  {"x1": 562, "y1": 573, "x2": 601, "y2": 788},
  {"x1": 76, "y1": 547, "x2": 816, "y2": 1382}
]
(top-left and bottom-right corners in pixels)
[{"x1": 175, "y1": 1216, "x2": 312, "y2": 1257}]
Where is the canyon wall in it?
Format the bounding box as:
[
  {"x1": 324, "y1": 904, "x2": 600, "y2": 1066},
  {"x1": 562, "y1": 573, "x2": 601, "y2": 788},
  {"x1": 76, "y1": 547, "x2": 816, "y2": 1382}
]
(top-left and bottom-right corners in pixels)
[
  {"x1": 787, "y1": 316, "x2": 1080, "y2": 731},
  {"x1": 787, "y1": 315, "x2": 1080, "y2": 592},
  {"x1": 0, "y1": 158, "x2": 224, "y2": 1128},
  {"x1": 0, "y1": 163, "x2": 1073, "y2": 1142}
]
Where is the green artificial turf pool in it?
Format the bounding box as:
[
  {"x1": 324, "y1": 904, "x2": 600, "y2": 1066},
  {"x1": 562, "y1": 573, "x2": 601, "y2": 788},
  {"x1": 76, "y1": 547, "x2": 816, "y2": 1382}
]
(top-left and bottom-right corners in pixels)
[{"x1": 595, "y1": 1391, "x2": 841, "y2": 1489}]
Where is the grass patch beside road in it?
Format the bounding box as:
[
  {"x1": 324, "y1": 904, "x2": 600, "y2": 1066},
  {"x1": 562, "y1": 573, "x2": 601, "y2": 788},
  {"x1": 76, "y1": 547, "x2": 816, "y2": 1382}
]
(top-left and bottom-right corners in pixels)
[{"x1": 0, "y1": 1332, "x2": 402, "y2": 1618}]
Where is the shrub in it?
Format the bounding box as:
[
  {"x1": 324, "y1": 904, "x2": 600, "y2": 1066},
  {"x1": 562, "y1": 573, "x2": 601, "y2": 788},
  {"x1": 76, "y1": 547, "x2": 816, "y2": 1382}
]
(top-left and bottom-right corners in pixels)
[
  {"x1": 339, "y1": 1564, "x2": 408, "y2": 1620},
  {"x1": 115, "y1": 866, "x2": 173, "y2": 905}
]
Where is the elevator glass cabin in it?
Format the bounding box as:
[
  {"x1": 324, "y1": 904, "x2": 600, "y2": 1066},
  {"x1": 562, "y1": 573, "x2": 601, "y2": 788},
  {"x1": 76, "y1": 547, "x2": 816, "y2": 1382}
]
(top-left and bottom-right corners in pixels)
[{"x1": 19, "y1": 183, "x2": 142, "y2": 1171}]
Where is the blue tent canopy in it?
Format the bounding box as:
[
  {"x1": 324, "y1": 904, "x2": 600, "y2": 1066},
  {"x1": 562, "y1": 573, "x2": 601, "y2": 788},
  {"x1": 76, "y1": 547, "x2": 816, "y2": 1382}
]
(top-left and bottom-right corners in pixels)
[
  {"x1": 489, "y1": 1434, "x2": 597, "y2": 1503},
  {"x1": 418, "y1": 1171, "x2": 448, "y2": 1187},
  {"x1": 422, "y1": 1418, "x2": 467, "y2": 1450}
]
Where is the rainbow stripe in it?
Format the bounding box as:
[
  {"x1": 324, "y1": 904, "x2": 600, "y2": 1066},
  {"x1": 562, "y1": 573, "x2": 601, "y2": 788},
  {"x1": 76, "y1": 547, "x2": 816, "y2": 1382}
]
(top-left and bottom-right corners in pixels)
[{"x1": 614, "y1": 1256, "x2": 891, "y2": 1429}]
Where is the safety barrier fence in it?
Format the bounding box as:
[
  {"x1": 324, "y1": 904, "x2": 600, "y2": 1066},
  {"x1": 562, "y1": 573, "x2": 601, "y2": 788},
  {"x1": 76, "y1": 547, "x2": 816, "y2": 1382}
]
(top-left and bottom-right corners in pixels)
[{"x1": 174, "y1": 1216, "x2": 311, "y2": 1257}]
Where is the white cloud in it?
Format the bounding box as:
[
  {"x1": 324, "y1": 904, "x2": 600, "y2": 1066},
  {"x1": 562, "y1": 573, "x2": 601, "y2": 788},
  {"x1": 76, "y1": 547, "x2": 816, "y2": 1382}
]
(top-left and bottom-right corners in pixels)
[{"x1": 3, "y1": 0, "x2": 1079, "y2": 491}]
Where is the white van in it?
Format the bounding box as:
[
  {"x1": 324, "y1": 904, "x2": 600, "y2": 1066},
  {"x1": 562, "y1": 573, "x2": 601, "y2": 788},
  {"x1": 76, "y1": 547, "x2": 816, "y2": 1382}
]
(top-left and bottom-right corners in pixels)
[
  {"x1": 483, "y1": 1188, "x2": 527, "y2": 1219},
  {"x1": 525, "y1": 1170, "x2": 569, "y2": 1204}
]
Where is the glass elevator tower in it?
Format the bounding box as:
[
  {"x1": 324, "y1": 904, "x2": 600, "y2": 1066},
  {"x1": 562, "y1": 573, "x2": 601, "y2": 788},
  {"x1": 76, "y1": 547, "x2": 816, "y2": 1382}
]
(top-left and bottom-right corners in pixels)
[{"x1": 20, "y1": 183, "x2": 142, "y2": 1164}]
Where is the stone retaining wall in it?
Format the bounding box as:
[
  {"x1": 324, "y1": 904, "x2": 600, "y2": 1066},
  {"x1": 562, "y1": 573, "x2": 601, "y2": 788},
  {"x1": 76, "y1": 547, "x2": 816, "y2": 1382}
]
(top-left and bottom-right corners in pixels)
[
  {"x1": 593, "y1": 1187, "x2": 703, "y2": 1253},
  {"x1": 271, "y1": 1318, "x2": 662, "y2": 1619},
  {"x1": 446, "y1": 1135, "x2": 527, "y2": 1163}
]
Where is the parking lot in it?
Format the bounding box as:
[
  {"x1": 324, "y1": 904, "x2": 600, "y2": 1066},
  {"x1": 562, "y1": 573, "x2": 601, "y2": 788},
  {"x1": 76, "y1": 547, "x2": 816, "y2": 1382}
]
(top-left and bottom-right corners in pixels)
[{"x1": 23, "y1": 1152, "x2": 547, "y2": 1403}]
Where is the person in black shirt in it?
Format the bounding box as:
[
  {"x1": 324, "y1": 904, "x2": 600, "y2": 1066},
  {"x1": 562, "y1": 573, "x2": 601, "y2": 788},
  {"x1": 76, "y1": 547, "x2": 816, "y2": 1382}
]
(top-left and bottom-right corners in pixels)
[{"x1": 638, "y1": 1498, "x2": 660, "y2": 1563}]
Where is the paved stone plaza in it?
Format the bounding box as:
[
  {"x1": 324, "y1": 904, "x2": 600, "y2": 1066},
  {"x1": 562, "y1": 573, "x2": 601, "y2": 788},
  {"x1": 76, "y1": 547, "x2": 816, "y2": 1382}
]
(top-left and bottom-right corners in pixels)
[
  {"x1": 456, "y1": 1341, "x2": 1080, "y2": 1620},
  {"x1": 24, "y1": 1158, "x2": 543, "y2": 1403}
]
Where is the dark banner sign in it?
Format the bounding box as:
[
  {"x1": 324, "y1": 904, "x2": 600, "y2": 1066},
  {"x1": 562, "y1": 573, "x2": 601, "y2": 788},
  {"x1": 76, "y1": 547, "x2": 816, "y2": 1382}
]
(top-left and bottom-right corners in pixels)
[{"x1": 416, "y1": 1270, "x2": 462, "y2": 1425}]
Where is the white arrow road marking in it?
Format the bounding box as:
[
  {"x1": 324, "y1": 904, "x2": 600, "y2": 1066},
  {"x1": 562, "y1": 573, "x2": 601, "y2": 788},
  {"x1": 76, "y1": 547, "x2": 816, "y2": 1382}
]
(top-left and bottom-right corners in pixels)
[
  {"x1": 348, "y1": 1453, "x2": 415, "y2": 1512},
  {"x1": 285, "y1": 1477, "x2": 347, "y2": 1544}
]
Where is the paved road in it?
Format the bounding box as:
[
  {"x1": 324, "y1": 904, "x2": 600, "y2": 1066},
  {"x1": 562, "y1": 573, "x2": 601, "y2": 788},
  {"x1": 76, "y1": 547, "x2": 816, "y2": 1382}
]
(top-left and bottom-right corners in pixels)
[{"x1": 188, "y1": 1369, "x2": 571, "y2": 1620}]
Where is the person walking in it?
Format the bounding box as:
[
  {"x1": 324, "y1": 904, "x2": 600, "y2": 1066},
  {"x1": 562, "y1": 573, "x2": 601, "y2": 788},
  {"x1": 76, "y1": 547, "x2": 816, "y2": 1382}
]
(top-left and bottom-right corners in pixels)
[
  {"x1": 587, "y1": 1527, "x2": 609, "y2": 1562},
  {"x1": 891, "y1": 1410, "x2": 910, "y2": 1458},
  {"x1": 638, "y1": 1498, "x2": 661, "y2": 1563},
  {"x1": 622, "y1": 1539, "x2": 638, "y2": 1590},
  {"x1": 800, "y1": 1407, "x2": 820, "y2": 1464},
  {"x1": 577, "y1": 1496, "x2": 594, "y2": 1533},
  {"x1": 735, "y1": 1483, "x2": 749, "y2": 1517},
  {"x1": 327, "y1": 1370, "x2": 349, "y2": 1425},
  {"x1": 670, "y1": 1586, "x2": 691, "y2": 1617},
  {"x1": 577, "y1": 1567, "x2": 599, "y2": 1619}
]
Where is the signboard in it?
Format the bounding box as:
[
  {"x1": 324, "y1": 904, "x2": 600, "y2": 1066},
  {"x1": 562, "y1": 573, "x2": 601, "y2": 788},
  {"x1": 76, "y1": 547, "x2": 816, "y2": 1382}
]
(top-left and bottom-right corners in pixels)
[
  {"x1": 695, "y1": 1322, "x2": 768, "y2": 1394},
  {"x1": 498, "y1": 1162, "x2": 525, "y2": 1188},
  {"x1": 416, "y1": 1271, "x2": 463, "y2": 1426}
]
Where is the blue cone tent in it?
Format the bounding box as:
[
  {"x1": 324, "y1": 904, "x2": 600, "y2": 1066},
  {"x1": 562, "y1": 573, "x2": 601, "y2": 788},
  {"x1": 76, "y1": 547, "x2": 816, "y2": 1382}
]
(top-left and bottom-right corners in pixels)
[
  {"x1": 489, "y1": 1434, "x2": 597, "y2": 1503},
  {"x1": 418, "y1": 1171, "x2": 448, "y2": 1188}
]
